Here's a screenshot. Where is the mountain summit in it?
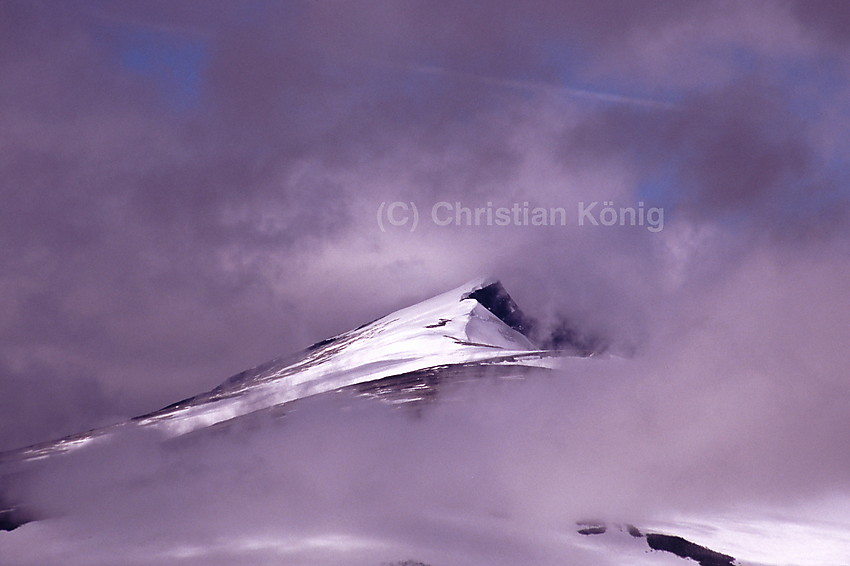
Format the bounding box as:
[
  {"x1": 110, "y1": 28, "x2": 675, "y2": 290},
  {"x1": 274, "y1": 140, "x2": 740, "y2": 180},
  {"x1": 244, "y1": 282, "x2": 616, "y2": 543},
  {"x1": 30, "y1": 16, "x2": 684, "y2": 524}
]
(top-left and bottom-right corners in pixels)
[
  {"x1": 1, "y1": 278, "x2": 567, "y2": 532},
  {"x1": 2, "y1": 278, "x2": 560, "y2": 466},
  {"x1": 1, "y1": 280, "x2": 838, "y2": 566}
]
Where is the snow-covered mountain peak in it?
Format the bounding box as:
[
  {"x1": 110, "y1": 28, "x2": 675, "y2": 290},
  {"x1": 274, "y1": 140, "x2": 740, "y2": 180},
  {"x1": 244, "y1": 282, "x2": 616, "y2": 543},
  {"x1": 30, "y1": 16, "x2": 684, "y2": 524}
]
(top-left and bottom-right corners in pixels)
[
  {"x1": 330, "y1": 276, "x2": 537, "y2": 356},
  {"x1": 140, "y1": 278, "x2": 552, "y2": 436},
  {"x1": 3, "y1": 278, "x2": 558, "y2": 462}
]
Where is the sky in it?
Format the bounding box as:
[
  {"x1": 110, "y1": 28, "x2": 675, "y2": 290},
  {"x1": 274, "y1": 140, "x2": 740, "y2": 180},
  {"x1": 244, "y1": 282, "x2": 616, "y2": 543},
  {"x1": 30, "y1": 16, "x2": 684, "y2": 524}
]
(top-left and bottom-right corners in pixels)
[{"x1": 1, "y1": 2, "x2": 850, "y2": 563}]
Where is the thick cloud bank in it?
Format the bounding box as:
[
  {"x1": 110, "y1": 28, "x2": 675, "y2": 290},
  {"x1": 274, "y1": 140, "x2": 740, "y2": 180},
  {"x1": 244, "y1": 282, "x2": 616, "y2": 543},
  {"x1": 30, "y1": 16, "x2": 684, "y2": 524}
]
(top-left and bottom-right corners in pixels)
[
  {"x1": 1, "y1": 1, "x2": 849, "y2": 564},
  {"x1": 2, "y1": 241, "x2": 850, "y2": 565}
]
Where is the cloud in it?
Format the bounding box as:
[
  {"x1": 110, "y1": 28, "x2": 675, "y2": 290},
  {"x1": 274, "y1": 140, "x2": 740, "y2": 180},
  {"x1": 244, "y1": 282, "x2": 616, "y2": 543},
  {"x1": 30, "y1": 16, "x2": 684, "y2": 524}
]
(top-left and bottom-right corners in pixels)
[
  {"x1": 0, "y1": 13, "x2": 848, "y2": 564},
  {"x1": 2, "y1": 237, "x2": 848, "y2": 565},
  {"x1": 404, "y1": 64, "x2": 677, "y2": 109},
  {"x1": 790, "y1": 0, "x2": 850, "y2": 45}
]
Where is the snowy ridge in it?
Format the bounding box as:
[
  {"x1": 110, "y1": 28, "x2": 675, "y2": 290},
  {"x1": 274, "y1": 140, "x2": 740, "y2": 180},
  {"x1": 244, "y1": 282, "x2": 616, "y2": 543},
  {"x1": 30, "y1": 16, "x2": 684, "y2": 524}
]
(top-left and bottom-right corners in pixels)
[
  {"x1": 3, "y1": 278, "x2": 559, "y2": 462},
  {"x1": 136, "y1": 277, "x2": 554, "y2": 436}
]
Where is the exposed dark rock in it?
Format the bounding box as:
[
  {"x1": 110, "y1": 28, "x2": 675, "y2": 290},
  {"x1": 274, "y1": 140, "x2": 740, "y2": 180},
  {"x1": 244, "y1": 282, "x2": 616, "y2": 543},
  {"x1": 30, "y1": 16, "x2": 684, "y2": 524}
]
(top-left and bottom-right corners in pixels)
[
  {"x1": 305, "y1": 335, "x2": 341, "y2": 351},
  {"x1": 538, "y1": 315, "x2": 608, "y2": 356},
  {"x1": 0, "y1": 499, "x2": 33, "y2": 532},
  {"x1": 626, "y1": 523, "x2": 643, "y2": 538},
  {"x1": 425, "y1": 318, "x2": 451, "y2": 328},
  {"x1": 464, "y1": 282, "x2": 535, "y2": 337},
  {"x1": 464, "y1": 282, "x2": 609, "y2": 356},
  {"x1": 576, "y1": 519, "x2": 608, "y2": 535},
  {"x1": 354, "y1": 358, "x2": 548, "y2": 405},
  {"x1": 646, "y1": 533, "x2": 736, "y2": 566},
  {"x1": 578, "y1": 525, "x2": 608, "y2": 535}
]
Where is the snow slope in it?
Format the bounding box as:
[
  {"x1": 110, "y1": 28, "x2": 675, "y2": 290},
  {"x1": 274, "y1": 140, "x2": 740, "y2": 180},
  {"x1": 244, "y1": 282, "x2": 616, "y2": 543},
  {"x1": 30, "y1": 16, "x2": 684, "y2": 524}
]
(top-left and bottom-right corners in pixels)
[
  {"x1": 1, "y1": 278, "x2": 559, "y2": 463},
  {"x1": 1, "y1": 278, "x2": 849, "y2": 566}
]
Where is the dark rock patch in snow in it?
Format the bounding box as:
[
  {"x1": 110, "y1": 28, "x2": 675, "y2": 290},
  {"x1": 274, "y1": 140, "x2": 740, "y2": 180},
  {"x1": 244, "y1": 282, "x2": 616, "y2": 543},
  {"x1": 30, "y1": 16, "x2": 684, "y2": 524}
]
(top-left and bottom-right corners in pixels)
[
  {"x1": 626, "y1": 523, "x2": 643, "y2": 538},
  {"x1": 0, "y1": 494, "x2": 33, "y2": 531},
  {"x1": 576, "y1": 519, "x2": 608, "y2": 535},
  {"x1": 464, "y1": 281, "x2": 535, "y2": 337},
  {"x1": 425, "y1": 318, "x2": 451, "y2": 328},
  {"x1": 646, "y1": 533, "x2": 736, "y2": 566}
]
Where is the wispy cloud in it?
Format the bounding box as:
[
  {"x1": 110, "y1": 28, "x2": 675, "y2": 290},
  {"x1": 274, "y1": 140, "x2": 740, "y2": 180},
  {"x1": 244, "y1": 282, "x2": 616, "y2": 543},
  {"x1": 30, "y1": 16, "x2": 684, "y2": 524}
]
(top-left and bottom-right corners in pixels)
[
  {"x1": 0, "y1": 3, "x2": 849, "y2": 563},
  {"x1": 406, "y1": 63, "x2": 678, "y2": 109}
]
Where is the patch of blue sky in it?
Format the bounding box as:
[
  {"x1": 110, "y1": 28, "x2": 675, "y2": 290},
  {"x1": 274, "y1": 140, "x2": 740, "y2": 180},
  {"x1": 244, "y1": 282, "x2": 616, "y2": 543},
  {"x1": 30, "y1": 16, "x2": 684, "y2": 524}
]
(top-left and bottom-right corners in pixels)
[
  {"x1": 707, "y1": 42, "x2": 845, "y2": 119},
  {"x1": 636, "y1": 161, "x2": 684, "y2": 211},
  {"x1": 763, "y1": 52, "x2": 850, "y2": 207},
  {"x1": 771, "y1": 53, "x2": 850, "y2": 207},
  {"x1": 108, "y1": 25, "x2": 208, "y2": 113},
  {"x1": 720, "y1": 44, "x2": 761, "y2": 74},
  {"x1": 777, "y1": 58, "x2": 840, "y2": 125},
  {"x1": 781, "y1": 156, "x2": 850, "y2": 223},
  {"x1": 121, "y1": 28, "x2": 206, "y2": 112},
  {"x1": 668, "y1": 43, "x2": 850, "y2": 218}
]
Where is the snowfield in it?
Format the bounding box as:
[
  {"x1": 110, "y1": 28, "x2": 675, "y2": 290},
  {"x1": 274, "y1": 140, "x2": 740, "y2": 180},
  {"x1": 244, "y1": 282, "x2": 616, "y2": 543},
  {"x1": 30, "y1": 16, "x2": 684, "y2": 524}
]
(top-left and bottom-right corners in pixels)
[{"x1": 1, "y1": 279, "x2": 848, "y2": 566}]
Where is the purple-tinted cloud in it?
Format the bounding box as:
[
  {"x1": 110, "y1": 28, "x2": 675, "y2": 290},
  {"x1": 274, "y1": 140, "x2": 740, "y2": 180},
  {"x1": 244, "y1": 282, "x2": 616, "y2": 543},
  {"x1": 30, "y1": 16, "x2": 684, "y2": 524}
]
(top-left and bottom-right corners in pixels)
[{"x1": 0, "y1": 0, "x2": 847, "y2": 485}]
